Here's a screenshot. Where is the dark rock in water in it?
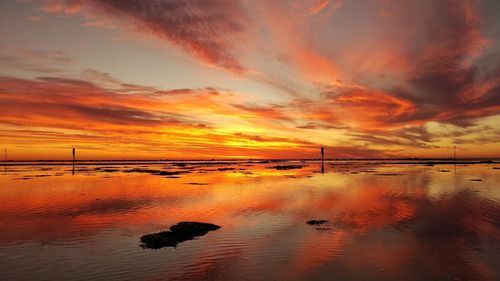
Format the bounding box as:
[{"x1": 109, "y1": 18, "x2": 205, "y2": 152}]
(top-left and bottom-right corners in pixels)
[
  {"x1": 141, "y1": 222, "x2": 221, "y2": 249},
  {"x1": 217, "y1": 167, "x2": 236, "y2": 171},
  {"x1": 124, "y1": 168, "x2": 159, "y2": 174},
  {"x1": 307, "y1": 220, "x2": 329, "y2": 225},
  {"x1": 168, "y1": 222, "x2": 220, "y2": 235},
  {"x1": 272, "y1": 165, "x2": 303, "y2": 170},
  {"x1": 101, "y1": 168, "x2": 119, "y2": 173},
  {"x1": 124, "y1": 168, "x2": 185, "y2": 177},
  {"x1": 157, "y1": 171, "x2": 183, "y2": 176},
  {"x1": 141, "y1": 231, "x2": 178, "y2": 248}
]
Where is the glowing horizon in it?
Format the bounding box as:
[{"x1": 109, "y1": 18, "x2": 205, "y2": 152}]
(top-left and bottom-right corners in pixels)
[{"x1": 1, "y1": 0, "x2": 499, "y2": 160}]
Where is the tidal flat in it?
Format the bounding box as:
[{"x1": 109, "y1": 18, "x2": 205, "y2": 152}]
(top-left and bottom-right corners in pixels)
[{"x1": 0, "y1": 160, "x2": 499, "y2": 281}]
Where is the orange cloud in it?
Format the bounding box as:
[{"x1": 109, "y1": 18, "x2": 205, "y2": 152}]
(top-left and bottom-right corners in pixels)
[
  {"x1": 327, "y1": 88, "x2": 417, "y2": 128},
  {"x1": 0, "y1": 75, "x2": 326, "y2": 159}
]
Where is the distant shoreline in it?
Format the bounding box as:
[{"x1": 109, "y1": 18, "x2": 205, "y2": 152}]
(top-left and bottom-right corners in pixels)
[{"x1": 1, "y1": 158, "x2": 499, "y2": 166}]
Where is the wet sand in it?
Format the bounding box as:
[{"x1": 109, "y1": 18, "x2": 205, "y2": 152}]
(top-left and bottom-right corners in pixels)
[{"x1": 0, "y1": 160, "x2": 499, "y2": 281}]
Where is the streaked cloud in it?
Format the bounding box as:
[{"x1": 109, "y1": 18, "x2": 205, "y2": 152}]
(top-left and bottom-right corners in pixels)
[{"x1": 48, "y1": 0, "x2": 250, "y2": 73}]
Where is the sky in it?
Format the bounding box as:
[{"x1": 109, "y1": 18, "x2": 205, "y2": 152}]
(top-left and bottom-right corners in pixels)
[{"x1": 0, "y1": 0, "x2": 499, "y2": 160}]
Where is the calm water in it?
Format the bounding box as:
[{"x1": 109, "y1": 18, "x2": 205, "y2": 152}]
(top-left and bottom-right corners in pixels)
[{"x1": 0, "y1": 161, "x2": 499, "y2": 281}]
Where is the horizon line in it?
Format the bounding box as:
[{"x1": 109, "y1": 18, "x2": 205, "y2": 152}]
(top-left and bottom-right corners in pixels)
[{"x1": 2, "y1": 157, "x2": 499, "y2": 162}]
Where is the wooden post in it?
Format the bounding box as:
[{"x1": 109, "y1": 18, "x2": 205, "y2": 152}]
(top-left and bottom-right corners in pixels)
[
  {"x1": 72, "y1": 148, "x2": 76, "y2": 175},
  {"x1": 453, "y1": 145, "x2": 457, "y2": 174},
  {"x1": 3, "y1": 148, "x2": 6, "y2": 175},
  {"x1": 320, "y1": 146, "x2": 324, "y2": 174}
]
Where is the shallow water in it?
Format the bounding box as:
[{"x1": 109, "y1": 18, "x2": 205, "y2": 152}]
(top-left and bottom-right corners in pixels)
[{"x1": 1, "y1": 161, "x2": 499, "y2": 281}]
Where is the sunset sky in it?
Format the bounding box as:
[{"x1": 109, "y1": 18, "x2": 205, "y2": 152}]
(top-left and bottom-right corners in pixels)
[{"x1": 1, "y1": 0, "x2": 499, "y2": 159}]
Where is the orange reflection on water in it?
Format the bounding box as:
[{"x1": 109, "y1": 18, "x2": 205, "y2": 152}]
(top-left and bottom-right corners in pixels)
[{"x1": 0, "y1": 162, "x2": 499, "y2": 281}]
